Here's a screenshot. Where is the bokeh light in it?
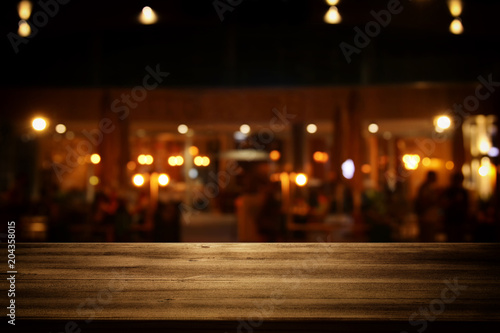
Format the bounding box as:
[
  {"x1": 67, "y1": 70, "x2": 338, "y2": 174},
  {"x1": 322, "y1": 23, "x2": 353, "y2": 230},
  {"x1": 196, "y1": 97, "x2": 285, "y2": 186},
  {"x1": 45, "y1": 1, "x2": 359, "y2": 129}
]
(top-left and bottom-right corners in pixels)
[
  {"x1": 90, "y1": 153, "x2": 101, "y2": 164},
  {"x1": 269, "y1": 150, "x2": 281, "y2": 161},
  {"x1": 139, "y1": 6, "x2": 158, "y2": 25},
  {"x1": 178, "y1": 124, "x2": 188, "y2": 134},
  {"x1": 402, "y1": 154, "x2": 420, "y2": 170},
  {"x1": 158, "y1": 173, "x2": 169, "y2": 186},
  {"x1": 133, "y1": 174, "x2": 145, "y2": 186},
  {"x1": 368, "y1": 123, "x2": 379, "y2": 133},
  {"x1": 89, "y1": 176, "x2": 99, "y2": 186},
  {"x1": 324, "y1": 5, "x2": 341, "y2": 24},
  {"x1": 18, "y1": 20, "x2": 31, "y2": 37},
  {"x1": 341, "y1": 159, "x2": 355, "y2": 179},
  {"x1": 361, "y1": 164, "x2": 371, "y2": 174},
  {"x1": 449, "y1": 18, "x2": 463, "y2": 35},
  {"x1": 436, "y1": 115, "x2": 451, "y2": 130},
  {"x1": 313, "y1": 151, "x2": 329, "y2": 163},
  {"x1": 18, "y1": 1, "x2": 32, "y2": 20},
  {"x1": 138, "y1": 154, "x2": 147, "y2": 165},
  {"x1": 127, "y1": 161, "x2": 136, "y2": 170},
  {"x1": 306, "y1": 124, "x2": 317, "y2": 134},
  {"x1": 239, "y1": 124, "x2": 251, "y2": 134},
  {"x1": 55, "y1": 124, "x2": 66, "y2": 134},
  {"x1": 189, "y1": 146, "x2": 199, "y2": 156},
  {"x1": 295, "y1": 173, "x2": 308, "y2": 186},
  {"x1": 32, "y1": 117, "x2": 47, "y2": 131}
]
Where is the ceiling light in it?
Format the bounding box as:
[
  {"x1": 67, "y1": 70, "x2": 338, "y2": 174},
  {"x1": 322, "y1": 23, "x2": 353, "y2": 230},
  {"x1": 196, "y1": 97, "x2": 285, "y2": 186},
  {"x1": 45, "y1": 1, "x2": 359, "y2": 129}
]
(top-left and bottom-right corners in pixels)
[
  {"x1": 450, "y1": 18, "x2": 463, "y2": 35},
  {"x1": 324, "y1": 6, "x2": 341, "y2": 24},
  {"x1": 139, "y1": 6, "x2": 158, "y2": 25},
  {"x1": 18, "y1": 1, "x2": 32, "y2": 20},
  {"x1": 447, "y1": 0, "x2": 463, "y2": 17}
]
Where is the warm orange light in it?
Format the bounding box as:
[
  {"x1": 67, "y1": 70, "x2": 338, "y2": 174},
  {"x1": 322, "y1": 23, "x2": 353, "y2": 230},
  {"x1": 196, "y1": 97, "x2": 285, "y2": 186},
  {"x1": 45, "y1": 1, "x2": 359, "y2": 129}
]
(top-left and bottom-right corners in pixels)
[
  {"x1": 90, "y1": 153, "x2": 101, "y2": 164},
  {"x1": 313, "y1": 151, "x2": 323, "y2": 162},
  {"x1": 127, "y1": 161, "x2": 136, "y2": 170},
  {"x1": 324, "y1": 5, "x2": 341, "y2": 24},
  {"x1": 368, "y1": 123, "x2": 379, "y2": 134},
  {"x1": 361, "y1": 164, "x2": 371, "y2": 174},
  {"x1": 270, "y1": 150, "x2": 281, "y2": 161},
  {"x1": 402, "y1": 154, "x2": 420, "y2": 170},
  {"x1": 435, "y1": 115, "x2": 452, "y2": 130},
  {"x1": 193, "y1": 156, "x2": 210, "y2": 167},
  {"x1": 55, "y1": 124, "x2": 66, "y2": 134},
  {"x1": 189, "y1": 146, "x2": 199, "y2": 156},
  {"x1": 133, "y1": 174, "x2": 145, "y2": 186},
  {"x1": 313, "y1": 151, "x2": 329, "y2": 163},
  {"x1": 295, "y1": 173, "x2": 308, "y2": 186},
  {"x1": 478, "y1": 165, "x2": 489, "y2": 177},
  {"x1": 447, "y1": 0, "x2": 463, "y2": 17},
  {"x1": 449, "y1": 18, "x2": 463, "y2": 35},
  {"x1": 139, "y1": 6, "x2": 158, "y2": 25},
  {"x1": 138, "y1": 155, "x2": 147, "y2": 165},
  {"x1": 145, "y1": 155, "x2": 154, "y2": 165},
  {"x1": 18, "y1": 20, "x2": 31, "y2": 37},
  {"x1": 89, "y1": 176, "x2": 99, "y2": 186},
  {"x1": 306, "y1": 124, "x2": 317, "y2": 134},
  {"x1": 445, "y1": 161, "x2": 454, "y2": 170},
  {"x1": 169, "y1": 155, "x2": 184, "y2": 166},
  {"x1": 32, "y1": 117, "x2": 47, "y2": 131},
  {"x1": 18, "y1": 1, "x2": 32, "y2": 20},
  {"x1": 479, "y1": 140, "x2": 491, "y2": 155},
  {"x1": 239, "y1": 124, "x2": 251, "y2": 134},
  {"x1": 194, "y1": 156, "x2": 203, "y2": 166},
  {"x1": 177, "y1": 124, "x2": 188, "y2": 134},
  {"x1": 158, "y1": 173, "x2": 169, "y2": 186}
]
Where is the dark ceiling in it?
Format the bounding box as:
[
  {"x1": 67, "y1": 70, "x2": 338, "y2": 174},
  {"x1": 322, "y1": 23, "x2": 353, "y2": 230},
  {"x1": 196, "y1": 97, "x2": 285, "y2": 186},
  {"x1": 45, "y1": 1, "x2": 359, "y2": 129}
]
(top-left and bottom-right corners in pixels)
[{"x1": 1, "y1": 0, "x2": 500, "y2": 87}]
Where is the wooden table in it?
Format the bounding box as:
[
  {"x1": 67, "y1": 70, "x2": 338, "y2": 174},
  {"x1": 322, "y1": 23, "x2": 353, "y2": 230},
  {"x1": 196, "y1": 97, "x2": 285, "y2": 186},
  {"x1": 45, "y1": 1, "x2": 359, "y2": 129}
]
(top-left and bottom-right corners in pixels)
[{"x1": 10, "y1": 243, "x2": 500, "y2": 332}]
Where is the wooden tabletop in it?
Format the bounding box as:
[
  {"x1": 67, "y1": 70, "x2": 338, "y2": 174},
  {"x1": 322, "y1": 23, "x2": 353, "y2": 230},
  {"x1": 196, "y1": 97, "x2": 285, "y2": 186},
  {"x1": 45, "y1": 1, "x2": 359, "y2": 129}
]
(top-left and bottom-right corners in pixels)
[{"x1": 9, "y1": 243, "x2": 500, "y2": 332}]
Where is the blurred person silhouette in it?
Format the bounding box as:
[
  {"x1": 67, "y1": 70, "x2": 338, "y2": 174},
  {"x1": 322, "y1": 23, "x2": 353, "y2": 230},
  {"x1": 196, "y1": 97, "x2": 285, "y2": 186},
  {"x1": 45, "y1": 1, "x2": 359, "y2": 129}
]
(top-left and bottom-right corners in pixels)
[
  {"x1": 442, "y1": 172, "x2": 469, "y2": 242},
  {"x1": 130, "y1": 190, "x2": 151, "y2": 241},
  {"x1": 361, "y1": 179, "x2": 391, "y2": 242},
  {"x1": 326, "y1": 172, "x2": 353, "y2": 215},
  {"x1": 92, "y1": 190, "x2": 118, "y2": 241},
  {"x1": 255, "y1": 182, "x2": 283, "y2": 242},
  {"x1": 114, "y1": 198, "x2": 132, "y2": 242},
  {"x1": 415, "y1": 171, "x2": 441, "y2": 242},
  {"x1": 153, "y1": 201, "x2": 181, "y2": 242}
]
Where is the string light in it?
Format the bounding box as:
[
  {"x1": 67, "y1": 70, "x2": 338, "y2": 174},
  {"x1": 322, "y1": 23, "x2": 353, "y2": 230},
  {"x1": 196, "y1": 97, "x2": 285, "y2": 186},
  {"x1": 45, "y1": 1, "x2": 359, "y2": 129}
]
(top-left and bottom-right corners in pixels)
[
  {"x1": 18, "y1": 1, "x2": 32, "y2": 20},
  {"x1": 450, "y1": 18, "x2": 464, "y2": 35},
  {"x1": 324, "y1": 6, "x2": 341, "y2": 24},
  {"x1": 139, "y1": 6, "x2": 158, "y2": 25}
]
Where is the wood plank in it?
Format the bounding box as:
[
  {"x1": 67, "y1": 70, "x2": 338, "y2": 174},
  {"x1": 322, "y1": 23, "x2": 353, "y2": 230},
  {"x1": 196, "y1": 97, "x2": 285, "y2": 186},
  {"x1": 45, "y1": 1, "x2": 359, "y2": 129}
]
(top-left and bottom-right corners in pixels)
[{"x1": 7, "y1": 243, "x2": 500, "y2": 332}]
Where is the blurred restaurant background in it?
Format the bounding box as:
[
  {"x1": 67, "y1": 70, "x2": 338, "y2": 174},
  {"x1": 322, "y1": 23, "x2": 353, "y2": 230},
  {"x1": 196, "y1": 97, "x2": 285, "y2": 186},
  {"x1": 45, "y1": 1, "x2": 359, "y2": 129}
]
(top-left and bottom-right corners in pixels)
[{"x1": 0, "y1": 0, "x2": 499, "y2": 242}]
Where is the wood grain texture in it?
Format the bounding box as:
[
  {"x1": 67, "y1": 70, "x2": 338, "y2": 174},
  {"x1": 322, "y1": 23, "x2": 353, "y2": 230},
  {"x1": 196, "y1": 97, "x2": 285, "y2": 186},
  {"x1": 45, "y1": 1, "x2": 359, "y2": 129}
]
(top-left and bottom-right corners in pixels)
[{"x1": 6, "y1": 243, "x2": 500, "y2": 332}]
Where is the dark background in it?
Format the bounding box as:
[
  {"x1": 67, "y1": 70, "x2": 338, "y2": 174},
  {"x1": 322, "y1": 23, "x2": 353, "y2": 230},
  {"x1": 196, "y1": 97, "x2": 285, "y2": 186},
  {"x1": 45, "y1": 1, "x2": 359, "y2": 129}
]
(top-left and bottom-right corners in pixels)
[{"x1": 2, "y1": 0, "x2": 500, "y2": 88}]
